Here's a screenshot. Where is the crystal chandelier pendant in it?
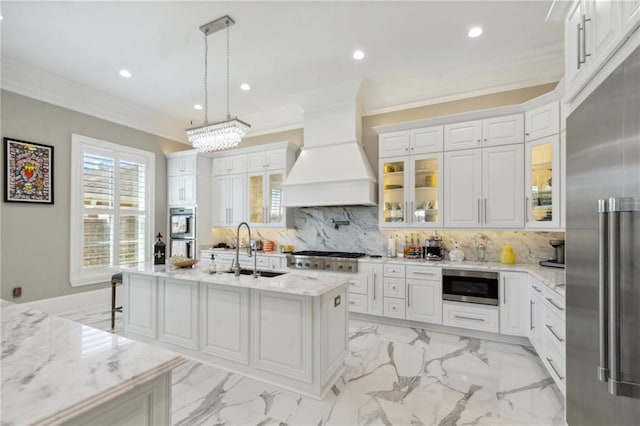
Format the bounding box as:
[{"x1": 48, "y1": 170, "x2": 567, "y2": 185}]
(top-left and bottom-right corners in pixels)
[{"x1": 186, "y1": 16, "x2": 250, "y2": 152}]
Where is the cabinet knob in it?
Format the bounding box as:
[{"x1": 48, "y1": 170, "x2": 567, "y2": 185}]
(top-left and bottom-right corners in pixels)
[
  {"x1": 410, "y1": 146, "x2": 414, "y2": 150},
  {"x1": 484, "y1": 138, "x2": 487, "y2": 142},
  {"x1": 477, "y1": 139, "x2": 481, "y2": 143}
]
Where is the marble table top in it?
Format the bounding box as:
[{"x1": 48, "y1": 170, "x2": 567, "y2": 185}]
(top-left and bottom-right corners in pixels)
[
  {"x1": 120, "y1": 262, "x2": 349, "y2": 297},
  {"x1": 0, "y1": 300, "x2": 184, "y2": 426}
]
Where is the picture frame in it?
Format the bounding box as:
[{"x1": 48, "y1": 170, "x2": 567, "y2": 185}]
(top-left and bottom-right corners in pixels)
[{"x1": 4, "y1": 137, "x2": 54, "y2": 204}]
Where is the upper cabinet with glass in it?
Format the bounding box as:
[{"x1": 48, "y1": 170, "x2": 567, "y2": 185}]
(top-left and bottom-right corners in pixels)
[{"x1": 525, "y1": 135, "x2": 560, "y2": 228}]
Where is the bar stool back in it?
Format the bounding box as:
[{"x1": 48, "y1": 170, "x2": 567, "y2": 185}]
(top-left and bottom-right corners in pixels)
[{"x1": 111, "y1": 273, "x2": 123, "y2": 330}]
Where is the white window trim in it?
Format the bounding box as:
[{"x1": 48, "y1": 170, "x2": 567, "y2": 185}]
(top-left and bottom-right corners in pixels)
[{"x1": 70, "y1": 134, "x2": 155, "y2": 286}]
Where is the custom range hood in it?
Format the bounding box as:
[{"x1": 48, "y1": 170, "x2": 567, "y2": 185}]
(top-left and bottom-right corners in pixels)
[{"x1": 282, "y1": 81, "x2": 377, "y2": 207}]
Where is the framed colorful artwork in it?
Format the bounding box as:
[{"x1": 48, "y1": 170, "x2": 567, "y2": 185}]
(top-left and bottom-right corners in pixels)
[{"x1": 4, "y1": 138, "x2": 54, "y2": 204}]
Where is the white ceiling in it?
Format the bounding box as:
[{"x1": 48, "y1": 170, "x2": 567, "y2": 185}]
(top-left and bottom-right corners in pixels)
[{"x1": 0, "y1": 1, "x2": 564, "y2": 143}]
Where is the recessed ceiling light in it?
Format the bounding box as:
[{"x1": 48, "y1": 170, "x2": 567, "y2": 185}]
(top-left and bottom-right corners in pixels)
[
  {"x1": 194, "y1": 104, "x2": 203, "y2": 110},
  {"x1": 240, "y1": 83, "x2": 251, "y2": 91},
  {"x1": 119, "y1": 69, "x2": 132, "y2": 78},
  {"x1": 352, "y1": 50, "x2": 365, "y2": 61},
  {"x1": 468, "y1": 26, "x2": 483, "y2": 38}
]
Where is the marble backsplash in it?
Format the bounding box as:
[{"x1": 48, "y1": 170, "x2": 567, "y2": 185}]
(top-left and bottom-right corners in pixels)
[{"x1": 211, "y1": 206, "x2": 565, "y2": 264}]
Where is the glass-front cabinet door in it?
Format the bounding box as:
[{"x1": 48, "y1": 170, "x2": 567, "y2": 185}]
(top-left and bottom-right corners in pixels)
[
  {"x1": 379, "y1": 154, "x2": 443, "y2": 228},
  {"x1": 525, "y1": 135, "x2": 560, "y2": 228},
  {"x1": 409, "y1": 154, "x2": 443, "y2": 227},
  {"x1": 379, "y1": 158, "x2": 408, "y2": 227},
  {"x1": 248, "y1": 171, "x2": 286, "y2": 227}
]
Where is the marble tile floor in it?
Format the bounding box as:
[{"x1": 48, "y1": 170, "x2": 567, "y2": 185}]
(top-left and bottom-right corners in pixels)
[{"x1": 59, "y1": 309, "x2": 564, "y2": 426}]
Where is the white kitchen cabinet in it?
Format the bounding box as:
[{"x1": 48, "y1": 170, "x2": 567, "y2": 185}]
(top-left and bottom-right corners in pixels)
[
  {"x1": 379, "y1": 131, "x2": 410, "y2": 158},
  {"x1": 499, "y1": 272, "x2": 529, "y2": 337},
  {"x1": 247, "y1": 149, "x2": 289, "y2": 172},
  {"x1": 406, "y1": 279, "x2": 442, "y2": 324},
  {"x1": 248, "y1": 170, "x2": 288, "y2": 227},
  {"x1": 442, "y1": 301, "x2": 499, "y2": 333},
  {"x1": 622, "y1": 0, "x2": 640, "y2": 35},
  {"x1": 379, "y1": 153, "x2": 443, "y2": 228},
  {"x1": 525, "y1": 135, "x2": 561, "y2": 229},
  {"x1": 565, "y1": 0, "x2": 625, "y2": 101},
  {"x1": 383, "y1": 277, "x2": 406, "y2": 299},
  {"x1": 444, "y1": 144, "x2": 523, "y2": 228},
  {"x1": 212, "y1": 174, "x2": 247, "y2": 227},
  {"x1": 158, "y1": 278, "x2": 199, "y2": 350},
  {"x1": 525, "y1": 101, "x2": 560, "y2": 142},
  {"x1": 379, "y1": 126, "x2": 444, "y2": 158},
  {"x1": 367, "y1": 263, "x2": 384, "y2": 316},
  {"x1": 168, "y1": 175, "x2": 196, "y2": 205},
  {"x1": 482, "y1": 144, "x2": 524, "y2": 228},
  {"x1": 482, "y1": 114, "x2": 524, "y2": 147},
  {"x1": 443, "y1": 149, "x2": 482, "y2": 227},
  {"x1": 168, "y1": 154, "x2": 197, "y2": 176},
  {"x1": 444, "y1": 120, "x2": 482, "y2": 151},
  {"x1": 200, "y1": 282, "x2": 250, "y2": 364},
  {"x1": 529, "y1": 288, "x2": 546, "y2": 352},
  {"x1": 252, "y1": 290, "x2": 313, "y2": 383},
  {"x1": 213, "y1": 154, "x2": 247, "y2": 175},
  {"x1": 347, "y1": 265, "x2": 369, "y2": 295},
  {"x1": 347, "y1": 292, "x2": 368, "y2": 313},
  {"x1": 383, "y1": 297, "x2": 406, "y2": 319},
  {"x1": 123, "y1": 273, "x2": 157, "y2": 338}
]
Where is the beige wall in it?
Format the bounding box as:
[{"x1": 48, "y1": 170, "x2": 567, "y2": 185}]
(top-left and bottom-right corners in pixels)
[
  {"x1": 240, "y1": 128, "x2": 304, "y2": 148},
  {"x1": 1, "y1": 90, "x2": 188, "y2": 302}
]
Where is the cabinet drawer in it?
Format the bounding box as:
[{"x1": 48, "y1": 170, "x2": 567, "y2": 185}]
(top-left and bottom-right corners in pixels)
[
  {"x1": 348, "y1": 293, "x2": 368, "y2": 313},
  {"x1": 383, "y1": 278, "x2": 406, "y2": 298},
  {"x1": 348, "y1": 274, "x2": 368, "y2": 295},
  {"x1": 383, "y1": 297, "x2": 406, "y2": 319},
  {"x1": 544, "y1": 308, "x2": 565, "y2": 357},
  {"x1": 384, "y1": 264, "x2": 405, "y2": 278},
  {"x1": 442, "y1": 302, "x2": 499, "y2": 333},
  {"x1": 406, "y1": 265, "x2": 441, "y2": 280},
  {"x1": 544, "y1": 334, "x2": 566, "y2": 390},
  {"x1": 542, "y1": 285, "x2": 565, "y2": 318}
]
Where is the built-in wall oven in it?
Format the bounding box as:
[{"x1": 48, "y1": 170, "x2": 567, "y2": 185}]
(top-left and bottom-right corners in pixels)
[
  {"x1": 442, "y1": 269, "x2": 499, "y2": 306},
  {"x1": 170, "y1": 207, "x2": 196, "y2": 258}
]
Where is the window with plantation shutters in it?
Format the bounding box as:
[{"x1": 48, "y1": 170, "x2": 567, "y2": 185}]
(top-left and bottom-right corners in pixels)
[{"x1": 70, "y1": 135, "x2": 155, "y2": 286}]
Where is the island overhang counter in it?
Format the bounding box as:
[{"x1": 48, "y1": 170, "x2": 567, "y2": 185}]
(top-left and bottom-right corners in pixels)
[{"x1": 121, "y1": 263, "x2": 349, "y2": 399}]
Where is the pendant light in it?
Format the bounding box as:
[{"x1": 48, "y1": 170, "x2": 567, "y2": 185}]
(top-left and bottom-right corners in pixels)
[{"x1": 186, "y1": 15, "x2": 250, "y2": 152}]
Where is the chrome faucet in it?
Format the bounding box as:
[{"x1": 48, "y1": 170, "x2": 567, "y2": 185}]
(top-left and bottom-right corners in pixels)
[{"x1": 235, "y1": 222, "x2": 258, "y2": 278}]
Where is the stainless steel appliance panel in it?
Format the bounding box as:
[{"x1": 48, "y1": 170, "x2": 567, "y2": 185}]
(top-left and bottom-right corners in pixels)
[
  {"x1": 566, "y1": 44, "x2": 640, "y2": 425},
  {"x1": 442, "y1": 269, "x2": 499, "y2": 306},
  {"x1": 170, "y1": 207, "x2": 195, "y2": 240}
]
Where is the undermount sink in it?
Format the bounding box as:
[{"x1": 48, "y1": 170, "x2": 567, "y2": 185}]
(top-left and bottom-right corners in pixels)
[{"x1": 225, "y1": 268, "x2": 288, "y2": 278}]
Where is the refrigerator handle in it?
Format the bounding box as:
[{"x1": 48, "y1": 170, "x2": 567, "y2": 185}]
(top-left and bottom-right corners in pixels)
[
  {"x1": 607, "y1": 201, "x2": 620, "y2": 394},
  {"x1": 597, "y1": 199, "x2": 609, "y2": 382}
]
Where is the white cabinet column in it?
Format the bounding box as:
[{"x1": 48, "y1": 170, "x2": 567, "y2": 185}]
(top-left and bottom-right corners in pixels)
[{"x1": 499, "y1": 272, "x2": 529, "y2": 337}]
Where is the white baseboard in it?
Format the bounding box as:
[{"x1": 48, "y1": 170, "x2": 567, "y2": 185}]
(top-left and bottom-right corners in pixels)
[{"x1": 24, "y1": 287, "x2": 121, "y2": 316}]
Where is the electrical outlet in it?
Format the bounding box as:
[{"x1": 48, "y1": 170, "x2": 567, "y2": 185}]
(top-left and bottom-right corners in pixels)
[{"x1": 12, "y1": 287, "x2": 22, "y2": 298}]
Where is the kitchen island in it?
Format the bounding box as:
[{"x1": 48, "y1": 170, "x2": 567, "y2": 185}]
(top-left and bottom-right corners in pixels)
[
  {"x1": 0, "y1": 300, "x2": 184, "y2": 426},
  {"x1": 120, "y1": 263, "x2": 349, "y2": 399}
]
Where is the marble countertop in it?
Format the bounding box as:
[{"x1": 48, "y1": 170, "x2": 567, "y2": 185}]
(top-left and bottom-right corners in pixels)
[
  {"x1": 0, "y1": 300, "x2": 184, "y2": 426},
  {"x1": 361, "y1": 257, "x2": 565, "y2": 297},
  {"x1": 121, "y1": 262, "x2": 349, "y2": 297}
]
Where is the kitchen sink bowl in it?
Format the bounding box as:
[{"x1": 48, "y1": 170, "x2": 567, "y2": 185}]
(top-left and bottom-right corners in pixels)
[{"x1": 225, "y1": 268, "x2": 288, "y2": 278}]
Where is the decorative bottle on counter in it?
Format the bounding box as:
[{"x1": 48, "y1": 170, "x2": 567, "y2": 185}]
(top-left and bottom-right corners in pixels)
[
  {"x1": 449, "y1": 239, "x2": 465, "y2": 262},
  {"x1": 500, "y1": 244, "x2": 516, "y2": 264},
  {"x1": 153, "y1": 233, "x2": 166, "y2": 265}
]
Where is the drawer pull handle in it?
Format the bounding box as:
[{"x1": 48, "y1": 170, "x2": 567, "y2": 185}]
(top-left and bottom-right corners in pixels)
[
  {"x1": 532, "y1": 285, "x2": 542, "y2": 293},
  {"x1": 348, "y1": 301, "x2": 356, "y2": 305},
  {"x1": 546, "y1": 357, "x2": 564, "y2": 380},
  {"x1": 454, "y1": 315, "x2": 485, "y2": 322},
  {"x1": 546, "y1": 297, "x2": 565, "y2": 311},
  {"x1": 412, "y1": 271, "x2": 436, "y2": 276},
  {"x1": 546, "y1": 324, "x2": 565, "y2": 342}
]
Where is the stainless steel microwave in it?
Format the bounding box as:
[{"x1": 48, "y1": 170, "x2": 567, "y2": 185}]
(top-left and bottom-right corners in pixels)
[{"x1": 442, "y1": 269, "x2": 499, "y2": 306}]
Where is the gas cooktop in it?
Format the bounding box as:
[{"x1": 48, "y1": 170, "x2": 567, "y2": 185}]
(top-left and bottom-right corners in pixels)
[{"x1": 286, "y1": 251, "x2": 366, "y2": 272}]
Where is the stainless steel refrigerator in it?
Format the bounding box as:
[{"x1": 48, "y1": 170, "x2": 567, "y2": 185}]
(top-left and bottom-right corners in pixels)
[{"x1": 566, "y1": 45, "x2": 640, "y2": 424}]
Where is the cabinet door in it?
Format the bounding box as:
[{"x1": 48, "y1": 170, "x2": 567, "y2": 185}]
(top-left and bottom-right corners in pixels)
[
  {"x1": 525, "y1": 135, "x2": 560, "y2": 228},
  {"x1": 444, "y1": 120, "x2": 482, "y2": 151},
  {"x1": 265, "y1": 149, "x2": 286, "y2": 170},
  {"x1": 168, "y1": 155, "x2": 197, "y2": 176},
  {"x1": 201, "y1": 282, "x2": 249, "y2": 364},
  {"x1": 123, "y1": 273, "x2": 157, "y2": 338},
  {"x1": 409, "y1": 154, "x2": 443, "y2": 227},
  {"x1": 158, "y1": 278, "x2": 199, "y2": 350},
  {"x1": 248, "y1": 173, "x2": 265, "y2": 224},
  {"x1": 347, "y1": 267, "x2": 368, "y2": 295},
  {"x1": 586, "y1": 0, "x2": 622, "y2": 73},
  {"x1": 380, "y1": 131, "x2": 410, "y2": 158},
  {"x1": 482, "y1": 144, "x2": 524, "y2": 228},
  {"x1": 482, "y1": 114, "x2": 524, "y2": 147},
  {"x1": 266, "y1": 171, "x2": 285, "y2": 225},
  {"x1": 525, "y1": 101, "x2": 560, "y2": 142},
  {"x1": 379, "y1": 158, "x2": 409, "y2": 227},
  {"x1": 213, "y1": 155, "x2": 247, "y2": 175},
  {"x1": 182, "y1": 175, "x2": 197, "y2": 205},
  {"x1": 565, "y1": 0, "x2": 589, "y2": 99},
  {"x1": 368, "y1": 263, "x2": 384, "y2": 316},
  {"x1": 247, "y1": 152, "x2": 266, "y2": 173},
  {"x1": 410, "y1": 126, "x2": 444, "y2": 154},
  {"x1": 168, "y1": 176, "x2": 183, "y2": 205},
  {"x1": 499, "y1": 272, "x2": 529, "y2": 337},
  {"x1": 444, "y1": 149, "x2": 482, "y2": 227},
  {"x1": 406, "y1": 280, "x2": 442, "y2": 324},
  {"x1": 212, "y1": 176, "x2": 230, "y2": 226},
  {"x1": 228, "y1": 174, "x2": 247, "y2": 225},
  {"x1": 622, "y1": 0, "x2": 640, "y2": 36}
]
